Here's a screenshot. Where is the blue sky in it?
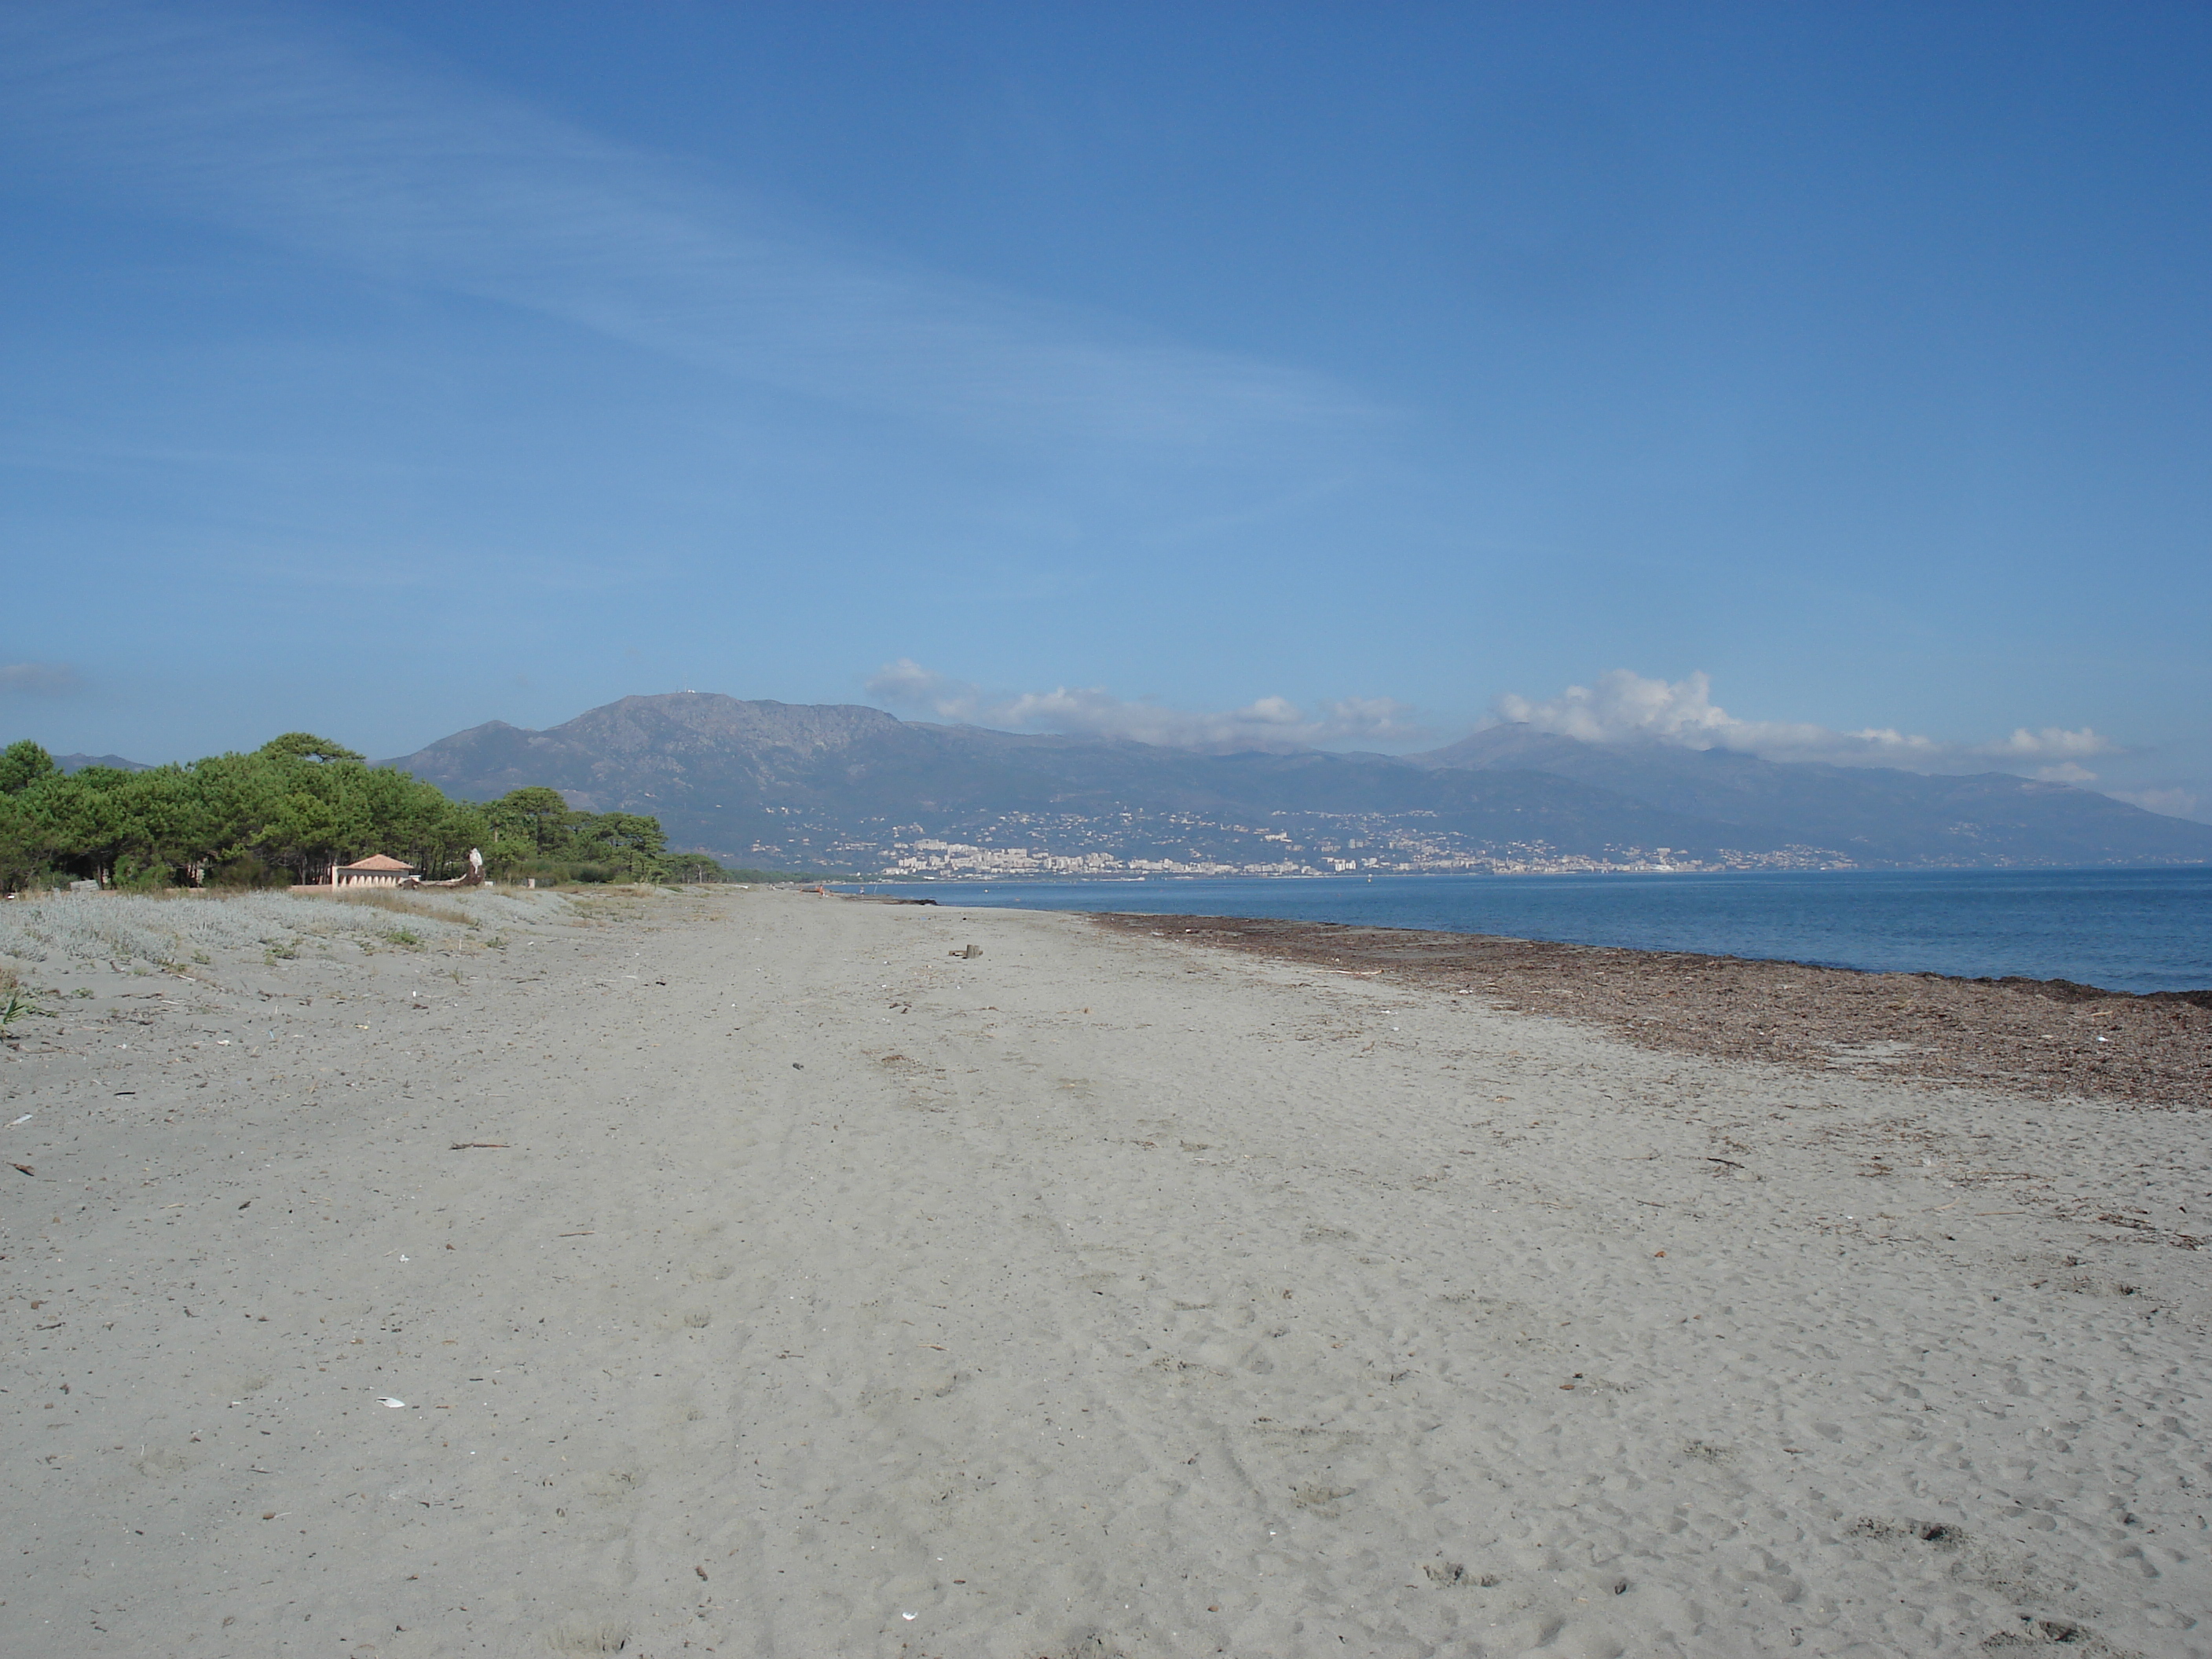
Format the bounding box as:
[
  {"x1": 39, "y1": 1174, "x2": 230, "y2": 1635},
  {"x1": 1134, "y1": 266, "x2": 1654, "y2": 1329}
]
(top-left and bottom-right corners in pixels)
[{"x1": 3, "y1": 2, "x2": 2207, "y2": 816}]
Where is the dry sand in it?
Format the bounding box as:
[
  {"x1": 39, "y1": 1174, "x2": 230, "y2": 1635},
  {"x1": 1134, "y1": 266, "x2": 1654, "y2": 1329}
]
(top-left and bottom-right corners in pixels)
[{"x1": 2, "y1": 885, "x2": 2207, "y2": 1657}]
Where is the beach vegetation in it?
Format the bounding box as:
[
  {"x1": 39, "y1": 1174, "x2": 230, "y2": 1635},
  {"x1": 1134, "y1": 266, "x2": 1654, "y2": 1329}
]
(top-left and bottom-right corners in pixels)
[
  {"x1": 0, "y1": 740, "x2": 60, "y2": 796},
  {"x1": 329, "y1": 890, "x2": 467, "y2": 923},
  {"x1": 0, "y1": 734, "x2": 732, "y2": 892},
  {"x1": 0, "y1": 964, "x2": 41, "y2": 1034},
  {"x1": 0, "y1": 887, "x2": 520, "y2": 971},
  {"x1": 255, "y1": 732, "x2": 365, "y2": 764}
]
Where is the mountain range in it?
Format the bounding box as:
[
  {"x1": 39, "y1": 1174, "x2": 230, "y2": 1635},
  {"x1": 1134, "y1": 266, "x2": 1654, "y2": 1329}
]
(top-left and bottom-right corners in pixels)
[
  {"x1": 55, "y1": 753, "x2": 152, "y2": 774},
  {"x1": 381, "y1": 693, "x2": 2212, "y2": 876}
]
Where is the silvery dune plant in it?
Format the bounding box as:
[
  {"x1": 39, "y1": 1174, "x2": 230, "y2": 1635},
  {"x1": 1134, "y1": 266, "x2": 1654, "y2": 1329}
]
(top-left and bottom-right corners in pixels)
[{"x1": 0, "y1": 890, "x2": 535, "y2": 968}]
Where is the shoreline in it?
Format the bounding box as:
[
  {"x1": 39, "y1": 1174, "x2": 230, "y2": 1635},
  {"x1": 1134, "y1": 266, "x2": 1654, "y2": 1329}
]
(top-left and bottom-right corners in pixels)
[
  {"x1": 862, "y1": 862, "x2": 2212, "y2": 889},
  {"x1": 1087, "y1": 910, "x2": 2211, "y2": 1108},
  {"x1": 853, "y1": 865, "x2": 2212, "y2": 999}
]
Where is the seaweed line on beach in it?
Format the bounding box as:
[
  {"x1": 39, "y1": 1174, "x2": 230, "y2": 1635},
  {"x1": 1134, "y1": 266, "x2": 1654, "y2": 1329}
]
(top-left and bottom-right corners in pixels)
[{"x1": 1090, "y1": 912, "x2": 2210, "y2": 1108}]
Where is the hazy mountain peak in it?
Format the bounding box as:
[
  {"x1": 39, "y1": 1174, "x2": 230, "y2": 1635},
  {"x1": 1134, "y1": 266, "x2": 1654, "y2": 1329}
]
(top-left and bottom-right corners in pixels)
[
  {"x1": 380, "y1": 693, "x2": 2212, "y2": 873},
  {"x1": 54, "y1": 752, "x2": 152, "y2": 774}
]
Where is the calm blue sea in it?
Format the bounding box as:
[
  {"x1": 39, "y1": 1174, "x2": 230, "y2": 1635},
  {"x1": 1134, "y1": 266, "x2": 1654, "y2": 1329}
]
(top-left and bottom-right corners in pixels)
[{"x1": 851, "y1": 868, "x2": 2212, "y2": 995}]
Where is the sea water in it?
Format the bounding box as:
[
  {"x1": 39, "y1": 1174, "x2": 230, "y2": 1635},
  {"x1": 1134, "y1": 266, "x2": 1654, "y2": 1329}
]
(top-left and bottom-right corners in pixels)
[{"x1": 870, "y1": 866, "x2": 2212, "y2": 995}]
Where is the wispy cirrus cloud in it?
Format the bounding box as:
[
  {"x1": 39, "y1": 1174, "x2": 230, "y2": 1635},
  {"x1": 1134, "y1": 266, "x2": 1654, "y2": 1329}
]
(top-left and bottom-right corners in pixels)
[
  {"x1": 0, "y1": 2, "x2": 1382, "y2": 454},
  {"x1": 1492, "y1": 669, "x2": 2120, "y2": 778},
  {"x1": 867, "y1": 659, "x2": 1424, "y2": 753},
  {"x1": 0, "y1": 661, "x2": 83, "y2": 697}
]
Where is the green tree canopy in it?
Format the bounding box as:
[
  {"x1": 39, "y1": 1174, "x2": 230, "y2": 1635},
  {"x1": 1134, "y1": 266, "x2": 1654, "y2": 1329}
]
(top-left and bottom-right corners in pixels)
[
  {"x1": 485, "y1": 786, "x2": 574, "y2": 854},
  {"x1": 0, "y1": 735, "x2": 714, "y2": 891},
  {"x1": 0, "y1": 739, "x2": 58, "y2": 795},
  {"x1": 256, "y1": 732, "x2": 366, "y2": 764}
]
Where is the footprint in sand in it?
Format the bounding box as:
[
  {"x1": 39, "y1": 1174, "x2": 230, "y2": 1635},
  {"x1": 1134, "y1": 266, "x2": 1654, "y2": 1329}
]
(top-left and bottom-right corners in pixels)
[{"x1": 542, "y1": 1619, "x2": 632, "y2": 1655}]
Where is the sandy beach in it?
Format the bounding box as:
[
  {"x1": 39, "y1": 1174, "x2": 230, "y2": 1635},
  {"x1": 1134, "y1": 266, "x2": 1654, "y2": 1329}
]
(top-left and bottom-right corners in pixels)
[{"x1": 3, "y1": 885, "x2": 2207, "y2": 1658}]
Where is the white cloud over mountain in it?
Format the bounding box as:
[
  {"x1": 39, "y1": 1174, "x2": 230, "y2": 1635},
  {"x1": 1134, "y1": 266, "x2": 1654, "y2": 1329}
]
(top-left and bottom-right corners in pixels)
[
  {"x1": 1492, "y1": 670, "x2": 2118, "y2": 778},
  {"x1": 870, "y1": 660, "x2": 2137, "y2": 786},
  {"x1": 866, "y1": 660, "x2": 1423, "y2": 753},
  {"x1": 2105, "y1": 786, "x2": 2204, "y2": 822}
]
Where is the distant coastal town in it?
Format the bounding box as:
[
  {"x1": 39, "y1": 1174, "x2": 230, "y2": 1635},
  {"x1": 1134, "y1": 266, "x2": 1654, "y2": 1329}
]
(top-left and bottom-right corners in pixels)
[
  {"x1": 752, "y1": 811, "x2": 1868, "y2": 879},
  {"x1": 871, "y1": 840, "x2": 1855, "y2": 878}
]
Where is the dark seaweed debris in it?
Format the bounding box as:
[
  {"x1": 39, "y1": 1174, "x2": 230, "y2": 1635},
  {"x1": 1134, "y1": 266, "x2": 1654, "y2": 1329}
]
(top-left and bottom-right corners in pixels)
[{"x1": 1093, "y1": 913, "x2": 2210, "y2": 1108}]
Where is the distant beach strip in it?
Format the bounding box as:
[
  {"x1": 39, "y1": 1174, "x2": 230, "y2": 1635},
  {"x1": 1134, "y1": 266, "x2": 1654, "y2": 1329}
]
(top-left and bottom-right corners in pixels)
[
  {"x1": 1084, "y1": 910, "x2": 2209, "y2": 1110},
  {"x1": 881, "y1": 866, "x2": 2212, "y2": 996}
]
